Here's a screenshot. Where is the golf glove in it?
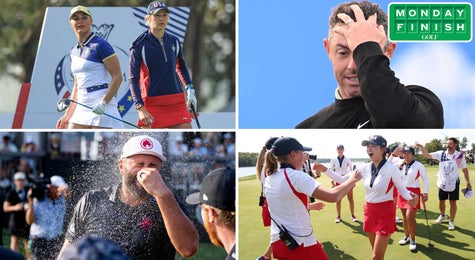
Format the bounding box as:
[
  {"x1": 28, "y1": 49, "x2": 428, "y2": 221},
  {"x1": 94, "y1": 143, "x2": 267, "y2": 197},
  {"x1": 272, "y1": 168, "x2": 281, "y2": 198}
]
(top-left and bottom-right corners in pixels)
[
  {"x1": 92, "y1": 100, "x2": 107, "y2": 115},
  {"x1": 186, "y1": 84, "x2": 197, "y2": 112}
]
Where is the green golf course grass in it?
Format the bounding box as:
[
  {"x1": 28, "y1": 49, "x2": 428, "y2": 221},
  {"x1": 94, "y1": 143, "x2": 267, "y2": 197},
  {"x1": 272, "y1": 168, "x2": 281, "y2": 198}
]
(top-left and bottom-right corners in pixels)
[{"x1": 239, "y1": 165, "x2": 475, "y2": 260}]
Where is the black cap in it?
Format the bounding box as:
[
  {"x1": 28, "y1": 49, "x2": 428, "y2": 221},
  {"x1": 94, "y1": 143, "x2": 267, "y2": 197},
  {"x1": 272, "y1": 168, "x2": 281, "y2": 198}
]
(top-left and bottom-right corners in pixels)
[
  {"x1": 186, "y1": 167, "x2": 235, "y2": 211},
  {"x1": 337, "y1": 144, "x2": 344, "y2": 149},
  {"x1": 402, "y1": 146, "x2": 415, "y2": 155},
  {"x1": 265, "y1": 137, "x2": 278, "y2": 150},
  {"x1": 271, "y1": 137, "x2": 312, "y2": 156},
  {"x1": 390, "y1": 144, "x2": 400, "y2": 153},
  {"x1": 362, "y1": 135, "x2": 387, "y2": 147}
]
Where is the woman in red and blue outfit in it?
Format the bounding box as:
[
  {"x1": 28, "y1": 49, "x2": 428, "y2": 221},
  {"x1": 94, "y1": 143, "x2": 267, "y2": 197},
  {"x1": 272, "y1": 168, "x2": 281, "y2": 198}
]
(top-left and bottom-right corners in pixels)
[{"x1": 129, "y1": 1, "x2": 197, "y2": 129}]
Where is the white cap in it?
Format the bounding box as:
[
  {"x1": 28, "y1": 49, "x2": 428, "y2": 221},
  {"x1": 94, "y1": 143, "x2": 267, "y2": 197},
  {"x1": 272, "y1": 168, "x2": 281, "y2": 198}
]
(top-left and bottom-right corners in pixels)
[
  {"x1": 25, "y1": 135, "x2": 34, "y2": 143},
  {"x1": 51, "y1": 175, "x2": 68, "y2": 187},
  {"x1": 462, "y1": 188, "x2": 473, "y2": 199},
  {"x1": 14, "y1": 172, "x2": 26, "y2": 180},
  {"x1": 120, "y1": 135, "x2": 167, "y2": 162}
]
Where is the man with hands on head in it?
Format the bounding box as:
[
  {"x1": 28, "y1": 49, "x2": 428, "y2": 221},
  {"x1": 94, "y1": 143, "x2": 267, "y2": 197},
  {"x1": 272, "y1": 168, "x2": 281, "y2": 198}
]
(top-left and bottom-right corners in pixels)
[
  {"x1": 58, "y1": 135, "x2": 198, "y2": 259},
  {"x1": 296, "y1": 1, "x2": 443, "y2": 128}
]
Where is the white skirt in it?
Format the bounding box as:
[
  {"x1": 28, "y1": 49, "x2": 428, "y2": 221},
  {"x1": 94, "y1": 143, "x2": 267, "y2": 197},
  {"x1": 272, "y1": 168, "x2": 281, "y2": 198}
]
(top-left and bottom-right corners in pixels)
[{"x1": 69, "y1": 88, "x2": 124, "y2": 128}]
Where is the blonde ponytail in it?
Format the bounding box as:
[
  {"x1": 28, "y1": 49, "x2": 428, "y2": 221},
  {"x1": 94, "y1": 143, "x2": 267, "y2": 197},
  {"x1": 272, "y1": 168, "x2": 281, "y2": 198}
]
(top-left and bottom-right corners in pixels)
[
  {"x1": 255, "y1": 146, "x2": 267, "y2": 182},
  {"x1": 264, "y1": 150, "x2": 279, "y2": 176}
]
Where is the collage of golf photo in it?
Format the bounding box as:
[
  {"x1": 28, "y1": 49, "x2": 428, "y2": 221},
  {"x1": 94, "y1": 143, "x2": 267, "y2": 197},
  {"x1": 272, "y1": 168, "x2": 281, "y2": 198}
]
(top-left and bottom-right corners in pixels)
[{"x1": 1, "y1": 0, "x2": 475, "y2": 259}]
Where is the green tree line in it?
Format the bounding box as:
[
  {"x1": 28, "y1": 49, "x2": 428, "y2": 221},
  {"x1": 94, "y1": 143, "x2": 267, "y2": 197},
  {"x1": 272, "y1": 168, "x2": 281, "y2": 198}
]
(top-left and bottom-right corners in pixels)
[{"x1": 238, "y1": 136, "x2": 475, "y2": 168}]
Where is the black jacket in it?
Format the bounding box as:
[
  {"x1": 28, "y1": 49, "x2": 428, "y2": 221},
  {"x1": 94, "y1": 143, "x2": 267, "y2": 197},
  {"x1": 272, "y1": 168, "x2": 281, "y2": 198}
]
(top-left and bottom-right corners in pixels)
[{"x1": 296, "y1": 42, "x2": 444, "y2": 128}]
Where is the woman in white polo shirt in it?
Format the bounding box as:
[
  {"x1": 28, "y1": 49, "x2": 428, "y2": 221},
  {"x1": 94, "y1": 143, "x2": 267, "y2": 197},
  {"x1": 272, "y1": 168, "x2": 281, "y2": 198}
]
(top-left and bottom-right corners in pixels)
[
  {"x1": 56, "y1": 5, "x2": 123, "y2": 129},
  {"x1": 321, "y1": 135, "x2": 419, "y2": 260},
  {"x1": 358, "y1": 136, "x2": 418, "y2": 259},
  {"x1": 397, "y1": 146, "x2": 429, "y2": 251},
  {"x1": 264, "y1": 137, "x2": 361, "y2": 260}
]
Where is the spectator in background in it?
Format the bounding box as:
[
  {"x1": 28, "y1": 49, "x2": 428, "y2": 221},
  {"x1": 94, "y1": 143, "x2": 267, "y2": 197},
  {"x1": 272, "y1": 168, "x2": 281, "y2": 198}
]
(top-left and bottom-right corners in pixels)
[
  {"x1": 99, "y1": 132, "x2": 118, "y2": 159},
  {"x1": 1, "y1": 134, "x2": 19, "y2": 180},
  {"x1": 3, "y1": 172, "x2": 30, "y2": 258},
  {"x1": 203, "y1": 139, "x2": 216, "y2": 157},
  {"x1": 223, "y1": 133, "x2": 235, "y2": 156},
  {"x1": 19, "y1": 135, "x2": 39, "y2": 177},
  {"x1": 170, "y1": 135, "x2": 189, "y2": 157},
  {"x1": 0, "y1": 188, "x2": 5, "y2": 246},
  {"x1": 49, "y1": 133, "x2": 61, "y2": 160},
  {"x1": 26, "y1": 175, "x2": 70, "y2": 260},
  {"x1": 215, "y1": 144, "x2": 227, "y2": 158},
  {"x1": 81, "y1": 133, "x2": 95, "y2": 160},
  {"x1": 60, "y1": 133, "x2": 81, "y2": 160},
  {"x1": 214, "y1": 157, "x2": 228, "y2": 170},
  {"x1": 190, "y1": 138, "x2": 207, "y2": 157}
]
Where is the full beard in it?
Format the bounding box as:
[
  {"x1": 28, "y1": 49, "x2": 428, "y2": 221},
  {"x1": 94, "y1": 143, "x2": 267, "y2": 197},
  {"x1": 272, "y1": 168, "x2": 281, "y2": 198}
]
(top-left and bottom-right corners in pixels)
[
  {"x1": 125, "y1": 174, "x2": 150, "y2": 199},
  {"x1": 203, "y1": 217, "x2": 223, "y2": 248}
]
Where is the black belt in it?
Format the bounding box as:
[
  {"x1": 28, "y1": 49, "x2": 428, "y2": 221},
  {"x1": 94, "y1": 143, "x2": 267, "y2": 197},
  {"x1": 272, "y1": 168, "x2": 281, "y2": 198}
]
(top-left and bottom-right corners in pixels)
[{"x1": 86, "y1": 84, "x2": 108, "y2": 93}]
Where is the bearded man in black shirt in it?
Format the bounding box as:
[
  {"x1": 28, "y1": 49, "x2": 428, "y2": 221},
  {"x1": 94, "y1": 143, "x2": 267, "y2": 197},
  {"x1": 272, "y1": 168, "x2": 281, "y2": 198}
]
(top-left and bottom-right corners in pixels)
[{"x1": 58, "y1": 135, "x2": 199, "y2": 259}]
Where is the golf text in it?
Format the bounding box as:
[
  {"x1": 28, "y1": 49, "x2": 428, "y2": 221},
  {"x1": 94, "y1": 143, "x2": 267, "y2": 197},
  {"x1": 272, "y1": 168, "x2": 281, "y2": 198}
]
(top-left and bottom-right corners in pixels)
[{"x1": 388, "y1": 2, "x2": 472, "y2": 42}]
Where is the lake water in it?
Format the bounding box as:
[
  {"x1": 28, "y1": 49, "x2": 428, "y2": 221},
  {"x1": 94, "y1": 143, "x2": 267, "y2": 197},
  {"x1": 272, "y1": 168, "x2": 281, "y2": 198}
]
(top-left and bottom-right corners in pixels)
[{"x1": 238, "y1": 166, "x2": 256, "y2": 178}]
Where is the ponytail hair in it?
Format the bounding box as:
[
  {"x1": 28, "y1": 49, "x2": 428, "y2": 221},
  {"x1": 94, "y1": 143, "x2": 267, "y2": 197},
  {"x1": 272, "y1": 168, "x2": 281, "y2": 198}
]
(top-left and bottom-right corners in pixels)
[
  {"x1": 264, "y1": 150, "x2": 279, "y2": 176},
  {"x1": 255, "y1": 146, "x2": 267, "y2": 182}
]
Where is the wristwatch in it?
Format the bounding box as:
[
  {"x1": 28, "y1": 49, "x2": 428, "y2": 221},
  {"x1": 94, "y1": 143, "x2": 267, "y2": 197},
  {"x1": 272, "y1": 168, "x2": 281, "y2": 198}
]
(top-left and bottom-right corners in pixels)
[{"x1": 136, "y1": 103, "x2": 144, "y2": 111}]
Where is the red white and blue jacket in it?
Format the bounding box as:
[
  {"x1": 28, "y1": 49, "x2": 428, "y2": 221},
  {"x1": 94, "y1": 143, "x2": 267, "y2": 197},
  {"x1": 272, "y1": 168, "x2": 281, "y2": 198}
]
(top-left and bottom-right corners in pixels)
[{"x1": 129, "y1": 31, "x2": 192, "y2": 106}]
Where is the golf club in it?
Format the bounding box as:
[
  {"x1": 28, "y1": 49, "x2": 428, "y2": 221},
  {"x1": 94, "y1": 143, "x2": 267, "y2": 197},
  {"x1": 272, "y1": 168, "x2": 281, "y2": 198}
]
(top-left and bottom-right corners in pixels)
[
  {"x1": 56, "y1": 98, "x2": 139, "y2": 129},
  {"x1": 190, "y1": 104, "x2": 201, "y2": 129},
  {"x1": 422, "y1": 200, "x2": 435, "y2": 248}
]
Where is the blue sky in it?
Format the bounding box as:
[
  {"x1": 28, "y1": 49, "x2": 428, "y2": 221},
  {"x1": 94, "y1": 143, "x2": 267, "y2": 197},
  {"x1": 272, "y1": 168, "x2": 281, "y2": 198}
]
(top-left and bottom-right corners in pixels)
[{"x1": 238, "y1": 0, "x2": 475, "y2": 128}]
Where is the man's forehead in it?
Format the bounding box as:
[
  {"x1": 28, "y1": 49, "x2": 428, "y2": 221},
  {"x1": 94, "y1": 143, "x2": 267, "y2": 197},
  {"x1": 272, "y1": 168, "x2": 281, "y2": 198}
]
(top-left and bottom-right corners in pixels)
[{"x1": 328, "y1": 32, "x2": 349, "y2": 48}]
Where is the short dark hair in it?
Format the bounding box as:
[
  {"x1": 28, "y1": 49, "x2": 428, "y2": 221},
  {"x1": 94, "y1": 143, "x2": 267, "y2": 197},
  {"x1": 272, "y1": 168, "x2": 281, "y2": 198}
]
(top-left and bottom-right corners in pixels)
[
  {"x1": 329, "y1": 1, "x2": 388, "y2": 36},
  {"x1": 448, "y1": 137, "x2": 459, "y2": 146}
]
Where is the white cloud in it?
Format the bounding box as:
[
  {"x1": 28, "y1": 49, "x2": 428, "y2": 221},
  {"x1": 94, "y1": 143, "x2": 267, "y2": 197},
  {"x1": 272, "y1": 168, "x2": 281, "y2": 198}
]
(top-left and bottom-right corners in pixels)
[{"x1": 391, "y1": 43, "x2": 475, "y2": 128}]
